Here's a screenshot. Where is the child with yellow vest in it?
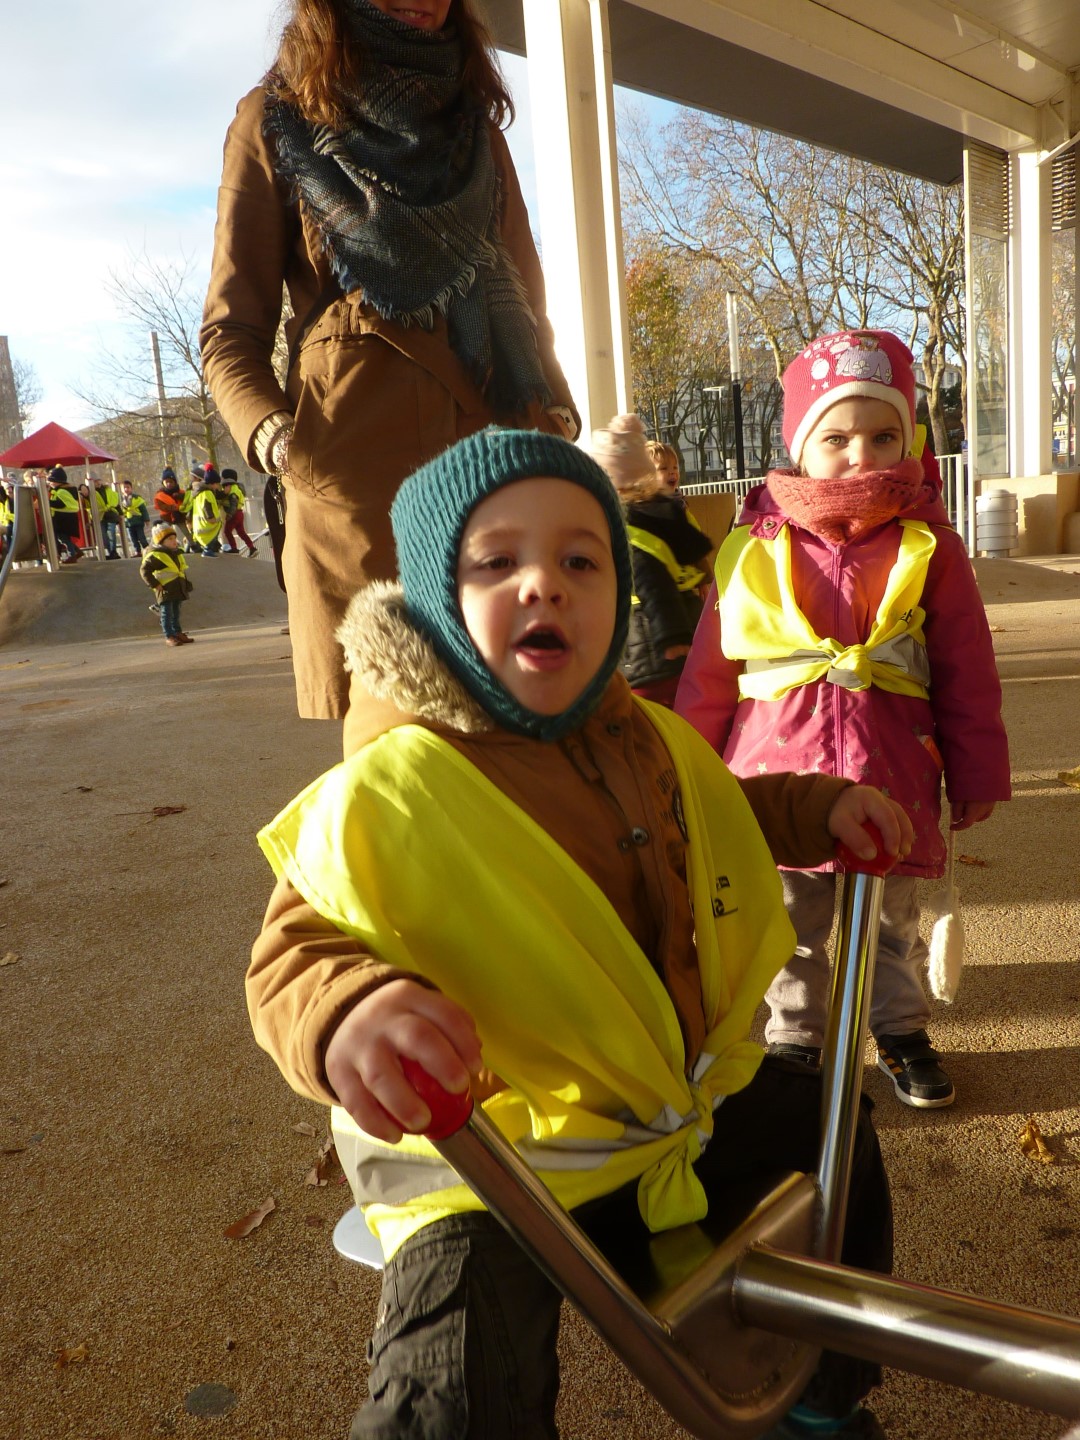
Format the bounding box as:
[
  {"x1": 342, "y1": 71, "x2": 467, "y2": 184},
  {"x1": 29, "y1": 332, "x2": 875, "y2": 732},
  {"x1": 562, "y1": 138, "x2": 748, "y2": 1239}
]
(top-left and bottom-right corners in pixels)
[
  {"x1": 249, "y1": 428, "x2": 911, "y2": 1440},
  {"x1": 589, "y1": 413, "x2": 713, "y2": 707},
  {"x1": 677, "y1": 330, "x2": 1010, "y2": 1111}
]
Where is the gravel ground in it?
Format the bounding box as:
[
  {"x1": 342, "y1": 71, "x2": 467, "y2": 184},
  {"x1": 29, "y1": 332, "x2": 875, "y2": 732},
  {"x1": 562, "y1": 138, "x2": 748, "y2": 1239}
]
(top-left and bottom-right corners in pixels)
[{"x1": 1, "y1": 555, "x2": 1078, "y2": 1440}]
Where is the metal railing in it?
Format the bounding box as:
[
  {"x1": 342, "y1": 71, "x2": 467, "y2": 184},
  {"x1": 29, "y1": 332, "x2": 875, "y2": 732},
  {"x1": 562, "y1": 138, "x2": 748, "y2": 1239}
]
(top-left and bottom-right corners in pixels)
[{"x1": 682, "y1": 455, "x2": 978, "y2": 557}]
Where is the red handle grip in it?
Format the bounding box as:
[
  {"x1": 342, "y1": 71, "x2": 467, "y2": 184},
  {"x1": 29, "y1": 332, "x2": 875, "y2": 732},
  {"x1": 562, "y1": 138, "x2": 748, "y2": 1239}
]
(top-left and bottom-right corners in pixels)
[
  {"x1": 401, "y1": 1057, "x2": 474, "y2": 1140},
  {"x1": 835, "y1": 821, "x2": 896, "y2": 878}
]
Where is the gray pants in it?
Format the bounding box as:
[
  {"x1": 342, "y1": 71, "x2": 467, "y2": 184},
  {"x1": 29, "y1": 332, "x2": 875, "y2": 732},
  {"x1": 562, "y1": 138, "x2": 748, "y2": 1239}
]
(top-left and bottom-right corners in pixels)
[{"x1": 765, "y1": 871, "x2": 930, "y2": 1048}]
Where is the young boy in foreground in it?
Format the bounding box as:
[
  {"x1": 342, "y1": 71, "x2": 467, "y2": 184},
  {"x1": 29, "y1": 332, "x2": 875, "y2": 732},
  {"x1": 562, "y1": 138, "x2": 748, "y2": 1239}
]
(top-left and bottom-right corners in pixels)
[{"x1": 248, "y1": 429, "x2": 910, "y2": 1440}]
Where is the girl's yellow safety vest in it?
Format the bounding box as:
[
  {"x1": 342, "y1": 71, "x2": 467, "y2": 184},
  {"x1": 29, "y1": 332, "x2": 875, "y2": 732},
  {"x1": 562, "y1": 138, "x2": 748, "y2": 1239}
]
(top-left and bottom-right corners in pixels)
[
  {"x1": 257, "y1": 704, "x2": 795, "y2": 1258},
  {"x1": 716, "y1": 520, "x2": 936, "y2": 702}
]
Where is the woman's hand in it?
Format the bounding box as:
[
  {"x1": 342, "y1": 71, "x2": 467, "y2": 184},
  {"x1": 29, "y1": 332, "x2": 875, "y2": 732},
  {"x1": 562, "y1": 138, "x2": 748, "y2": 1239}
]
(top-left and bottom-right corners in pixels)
[
  {"x1": 324, "y1": 979, "x2": 482, "y2": 1144},
  {"x1": 826, "y1": 784, "x2": 913, "y2": 862},
  {"x1": 949, "y1": 800, "x2": 995, "y2": 831}
]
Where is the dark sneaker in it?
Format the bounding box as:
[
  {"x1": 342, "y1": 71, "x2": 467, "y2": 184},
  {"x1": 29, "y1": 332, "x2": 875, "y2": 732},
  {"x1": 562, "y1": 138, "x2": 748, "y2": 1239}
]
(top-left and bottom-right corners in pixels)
[
  {"x1": 763, "y1": 1404, "x2": 886, "y2": 1438},
  {"x1": 767, "y1": 1042, "x2": 822, "y2": 1068},
  {"x1": 876, "y1": 1029, "x2": 954, "y2": 1108}
]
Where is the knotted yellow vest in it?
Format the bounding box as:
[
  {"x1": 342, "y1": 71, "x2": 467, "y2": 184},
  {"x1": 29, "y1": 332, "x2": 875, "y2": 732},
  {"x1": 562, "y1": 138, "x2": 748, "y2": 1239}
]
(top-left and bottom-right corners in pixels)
[
  {"x1": 627, "y1": 525, "x2": 707, "y2": 598},
  {"x1": 257, "y1": 704, "x2": 795, "y2": 1258},
  {"x1": 144, "y1": 547, "x2": 188, "y2": 588},
  {"x1": 716, "y1": 520, "x2": 936, "y2": 701},
  {"x1": 191, "y1": 490, "x2": 222, "y2": 546}
]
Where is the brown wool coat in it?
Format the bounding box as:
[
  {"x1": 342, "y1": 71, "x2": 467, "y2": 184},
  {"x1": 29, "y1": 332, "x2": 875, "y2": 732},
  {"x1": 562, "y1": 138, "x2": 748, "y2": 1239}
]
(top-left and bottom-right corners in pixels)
[
  {"x1": 201, "y1": 87, "x2": 578, "y2": 719},
  {"x1": 247, "y1": 584, "x2": 850, "y2": 1111}
]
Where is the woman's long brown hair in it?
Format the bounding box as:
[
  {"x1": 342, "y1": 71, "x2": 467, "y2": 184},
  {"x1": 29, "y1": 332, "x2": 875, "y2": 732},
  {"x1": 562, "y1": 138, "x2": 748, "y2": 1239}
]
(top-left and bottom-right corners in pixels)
[{"x1": 271, "y1": 0, "x2": 514, "y2": 128}]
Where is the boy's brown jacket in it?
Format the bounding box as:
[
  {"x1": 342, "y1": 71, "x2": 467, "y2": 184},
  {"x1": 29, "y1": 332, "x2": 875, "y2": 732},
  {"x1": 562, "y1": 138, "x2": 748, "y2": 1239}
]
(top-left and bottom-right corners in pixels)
[{"x1": 248, "y1": 585, "x2": 850, "y2": 1111}]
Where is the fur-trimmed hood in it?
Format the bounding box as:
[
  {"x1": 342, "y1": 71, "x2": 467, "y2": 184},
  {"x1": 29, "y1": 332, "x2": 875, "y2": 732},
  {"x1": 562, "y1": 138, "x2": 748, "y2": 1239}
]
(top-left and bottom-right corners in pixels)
[{"x1": 338, "y1": 581, "x2": 494, "y2": 750}]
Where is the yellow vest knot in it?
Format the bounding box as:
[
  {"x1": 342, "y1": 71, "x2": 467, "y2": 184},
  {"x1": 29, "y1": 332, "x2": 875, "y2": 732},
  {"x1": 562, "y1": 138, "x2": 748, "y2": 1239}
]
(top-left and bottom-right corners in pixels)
[{"x1": 826, "y1": 643, "x2": 874, "y2": 691}]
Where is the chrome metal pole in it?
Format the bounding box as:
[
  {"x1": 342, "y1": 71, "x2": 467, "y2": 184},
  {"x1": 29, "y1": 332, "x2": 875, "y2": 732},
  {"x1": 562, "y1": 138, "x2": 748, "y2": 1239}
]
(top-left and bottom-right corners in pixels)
[
  {"x1": 436, "y1": 1108, "x2": 790, "y2": 1440},
  {"x1": 735, "y1": 1246, "x2": 1080, "y2": 1418},
  {"x1": 816, "y1": 868, "x2": 885, "y2": 1261}
]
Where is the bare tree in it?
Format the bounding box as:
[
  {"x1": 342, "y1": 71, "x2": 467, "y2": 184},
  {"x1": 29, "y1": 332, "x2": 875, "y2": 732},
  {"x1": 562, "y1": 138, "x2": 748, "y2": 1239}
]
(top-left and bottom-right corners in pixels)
[
  {"x1": 71, "y1": 249, "x2": 230, "y2": 472},
  {"x1": 619, "y1": 105, "x2": 967, "y2": 456},
  {"x1": 12, "y1": 357, "x2": 42, "y2": 431}
]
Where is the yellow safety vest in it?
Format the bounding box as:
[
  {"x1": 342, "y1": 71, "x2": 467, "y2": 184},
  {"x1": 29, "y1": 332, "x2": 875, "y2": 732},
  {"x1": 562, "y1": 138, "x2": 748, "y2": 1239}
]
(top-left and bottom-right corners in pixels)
[
  {"x1": 50, "y1": 487, "x2": 79, "y2": 514},
  {"x1": 627, "y1": 525, "x2": 707, "y2": 597},
  {"x1": 258, "y1": 705, "x2": 795, "y2": 1259},
  {"x1": 716, "y1": 520, "x2": 936, "y2": 702},
  {"x1": 122, "y1": 494, "x2": 147, "y2": 520},
  {"x1": 191, "y1": 489, "x2": 222, "y2": 543},
  {"x1": 144, "y1": 547, "x2": 188, "y2": 588},
  {"x1": 223, "y1": 483, "x2": 245, "y2": 511}
]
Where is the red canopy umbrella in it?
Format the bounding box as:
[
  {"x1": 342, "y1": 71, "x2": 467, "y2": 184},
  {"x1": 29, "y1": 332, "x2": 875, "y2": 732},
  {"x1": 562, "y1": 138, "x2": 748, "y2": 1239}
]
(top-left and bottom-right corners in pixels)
[{"x1": 0, "y1": 421, "x2": 116, "y2": 470}]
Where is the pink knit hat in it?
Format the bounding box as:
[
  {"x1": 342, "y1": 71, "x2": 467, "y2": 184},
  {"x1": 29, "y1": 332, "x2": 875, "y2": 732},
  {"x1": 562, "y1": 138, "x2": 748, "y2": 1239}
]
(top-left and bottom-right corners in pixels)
[{"x1": 782, "y1": 330, "x2": 916, "y2": 466}]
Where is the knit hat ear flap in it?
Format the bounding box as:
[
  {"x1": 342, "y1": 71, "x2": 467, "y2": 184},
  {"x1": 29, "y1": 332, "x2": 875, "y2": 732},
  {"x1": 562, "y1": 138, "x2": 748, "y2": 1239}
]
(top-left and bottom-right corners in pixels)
[
  {"x1": 390, "y1": 428, "x2": 632, "y2": 742},
  {"x1": 782, "y1": 330, "x2": 916, "y2": 466}
]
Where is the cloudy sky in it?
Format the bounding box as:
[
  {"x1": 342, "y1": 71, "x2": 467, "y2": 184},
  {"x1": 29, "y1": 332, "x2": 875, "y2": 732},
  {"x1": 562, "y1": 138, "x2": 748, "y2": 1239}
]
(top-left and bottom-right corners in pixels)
[{"x1": 0, "y1": 0, "x2": 559, "y2": 439}]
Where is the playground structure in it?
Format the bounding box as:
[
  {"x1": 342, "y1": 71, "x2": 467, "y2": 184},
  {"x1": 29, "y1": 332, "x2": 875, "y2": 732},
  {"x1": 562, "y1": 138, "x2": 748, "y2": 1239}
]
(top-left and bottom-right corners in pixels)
[{"x1": 333, "y1": 836, "x2": 1080, "y2": 1437}]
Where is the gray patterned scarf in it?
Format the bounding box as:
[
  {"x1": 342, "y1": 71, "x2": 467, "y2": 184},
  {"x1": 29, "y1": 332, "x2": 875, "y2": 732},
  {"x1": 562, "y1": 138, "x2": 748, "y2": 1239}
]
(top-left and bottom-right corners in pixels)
[{"x1": 264, "y1": 0, "x2": 552, "y2": 414}]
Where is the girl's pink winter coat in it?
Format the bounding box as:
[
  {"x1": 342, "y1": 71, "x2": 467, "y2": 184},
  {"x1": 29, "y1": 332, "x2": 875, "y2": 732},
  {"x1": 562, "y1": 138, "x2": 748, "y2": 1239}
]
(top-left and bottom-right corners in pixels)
[{"x1": 674, "y1": 480, "x2": 1010, "y2": 878}]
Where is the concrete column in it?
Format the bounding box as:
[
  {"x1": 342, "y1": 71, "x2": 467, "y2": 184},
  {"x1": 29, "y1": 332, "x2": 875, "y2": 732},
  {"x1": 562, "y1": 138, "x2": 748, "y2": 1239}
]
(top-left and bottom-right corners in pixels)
[
  {"x1": 1009, "y1": 150, "x2": 1053, "y2": 476},
  {"x1": 521, "y1": 0, "x2": 629, "y2": 439}
]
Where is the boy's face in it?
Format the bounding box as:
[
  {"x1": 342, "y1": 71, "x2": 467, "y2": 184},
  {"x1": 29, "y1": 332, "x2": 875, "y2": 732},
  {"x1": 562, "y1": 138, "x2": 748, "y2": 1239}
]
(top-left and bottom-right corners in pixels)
[
  {"x1": 801, "y1": 397, "x2": 906, "y2": 478},
  {"x1": 162, "y1": 534, "x2": 180, "y2": 550},
  {"x1": 457, "y1": 478, "x2": 618, "y2": 716}
]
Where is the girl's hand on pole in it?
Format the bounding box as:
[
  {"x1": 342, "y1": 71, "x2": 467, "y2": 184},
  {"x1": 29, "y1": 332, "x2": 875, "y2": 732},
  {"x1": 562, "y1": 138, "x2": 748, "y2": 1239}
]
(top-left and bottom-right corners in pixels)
[
  {"x1": 324, "y1": 980, "x2": 482, "y2": 1144},
  {"x1": 949, "y1": 800, "x2": 995, "y2": 831},
  {"x1": 827, "y1": 785, "x2": 913, "y2": 862}
]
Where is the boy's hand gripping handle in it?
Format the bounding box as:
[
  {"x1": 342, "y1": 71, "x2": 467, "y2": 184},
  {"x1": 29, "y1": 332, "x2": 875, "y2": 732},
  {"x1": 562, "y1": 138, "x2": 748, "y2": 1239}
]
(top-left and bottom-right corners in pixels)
[
  {"x1": 400, "y1": 1056, "x2": 474, "y2": 1139},
  {"x1": 834, "y1": 821, "x2": 896, "y2": 878}
]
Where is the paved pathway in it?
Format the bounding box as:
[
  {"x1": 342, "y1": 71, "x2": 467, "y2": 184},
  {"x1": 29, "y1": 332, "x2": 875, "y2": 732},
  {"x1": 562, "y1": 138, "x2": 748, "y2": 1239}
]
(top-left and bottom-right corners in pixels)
[{"x1": 1, "y1": 556, "x2": 1078, "y2": 1439}]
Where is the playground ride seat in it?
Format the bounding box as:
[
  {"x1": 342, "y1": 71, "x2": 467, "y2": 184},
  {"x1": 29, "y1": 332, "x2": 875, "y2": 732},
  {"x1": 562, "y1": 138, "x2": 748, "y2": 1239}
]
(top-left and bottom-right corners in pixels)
[{"x1": 332, "y1": 835, "x2": 1080, "y2": 1439}]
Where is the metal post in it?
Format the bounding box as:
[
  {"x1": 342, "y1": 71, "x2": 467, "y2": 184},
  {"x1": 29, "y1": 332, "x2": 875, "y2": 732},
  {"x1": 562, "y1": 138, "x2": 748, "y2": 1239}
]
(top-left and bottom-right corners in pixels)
[
  {"x1": 816, "y1": 869, "x2": 885, "y2": 1261},
  {"x1": 151, "y1": 330, "x2": 169, "y2": 468},
  {"x1": 734, "y1": 1247, "x2": 1080, "y2": 1417},
  {"x1": 726, "y1": 294, "x2": 746, "y2": 478}
]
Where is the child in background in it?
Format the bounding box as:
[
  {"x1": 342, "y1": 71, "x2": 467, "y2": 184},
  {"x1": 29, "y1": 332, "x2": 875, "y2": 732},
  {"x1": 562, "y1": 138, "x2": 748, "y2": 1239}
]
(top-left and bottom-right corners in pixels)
[
  {"x1": 120, "y1": 481, "x2": 150, "y2": 556},
  {"x1": 647, "y1": 437, "x2": 686, "y2": 501},
  {"x1": 140, "y1": 524, "x2": 194, "y2": 646},
  {"x1": 190, "y1": 465, "x2": 225, "y2": 557},
  {"x1": 590, "y1": 414, "x2": 713, "y2": 706},
  {"x1": 676, "y1": 330, "x2": 1010, "y2": 1108},
  {"x1": 219, "y1": 468, "x2": 258, "y2": 557},
  {"x1": 248, "y1": 427, "x2": 909, "y2": 1440}
]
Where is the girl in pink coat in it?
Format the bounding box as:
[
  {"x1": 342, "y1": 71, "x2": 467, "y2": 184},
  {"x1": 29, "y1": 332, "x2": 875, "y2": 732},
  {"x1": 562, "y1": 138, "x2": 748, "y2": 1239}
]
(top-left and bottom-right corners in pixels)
[{"x1": 676, "y1": 329, "x2": 1010, "y2": 1108}]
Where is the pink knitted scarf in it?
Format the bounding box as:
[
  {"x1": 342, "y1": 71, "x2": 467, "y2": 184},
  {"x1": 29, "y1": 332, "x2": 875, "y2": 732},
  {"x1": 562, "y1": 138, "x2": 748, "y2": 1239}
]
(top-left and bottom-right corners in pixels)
[{"x1": 767, "y1": 457, "x2": 927, "y2": 542}]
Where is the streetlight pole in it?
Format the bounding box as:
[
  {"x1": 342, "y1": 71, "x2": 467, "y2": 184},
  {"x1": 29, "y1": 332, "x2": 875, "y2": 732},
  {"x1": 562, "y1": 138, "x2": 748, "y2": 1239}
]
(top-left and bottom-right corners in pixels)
[{"x1": 726, "y1": 293, "x2": 746, "y2": 479}]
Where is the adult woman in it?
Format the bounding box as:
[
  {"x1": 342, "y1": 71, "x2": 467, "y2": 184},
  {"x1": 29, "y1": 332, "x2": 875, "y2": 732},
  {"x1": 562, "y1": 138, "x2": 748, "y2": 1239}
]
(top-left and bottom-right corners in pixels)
[{"x1": 201, "y1": 0, "x2": 578, "y2": 720}]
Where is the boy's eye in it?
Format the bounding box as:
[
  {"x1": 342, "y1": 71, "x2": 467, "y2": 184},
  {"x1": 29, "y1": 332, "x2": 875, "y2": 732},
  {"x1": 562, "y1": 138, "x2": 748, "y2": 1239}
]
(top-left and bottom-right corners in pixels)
[
  {"x1": 875, "y1": 433, "x2": 899, "y2": 446},
  {"x1": 477, "y1": 553, "x2": 512, "y2": 571},
  {"x1": 565, "y1": 553, "x2": 598, "y2": 571}
]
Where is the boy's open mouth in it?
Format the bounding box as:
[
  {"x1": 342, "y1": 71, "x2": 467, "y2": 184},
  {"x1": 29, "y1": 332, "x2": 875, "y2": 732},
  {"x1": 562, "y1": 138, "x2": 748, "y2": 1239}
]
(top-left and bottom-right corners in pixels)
[{"x1": 514, "y1": 625, "x2": 568, "y2": 654}]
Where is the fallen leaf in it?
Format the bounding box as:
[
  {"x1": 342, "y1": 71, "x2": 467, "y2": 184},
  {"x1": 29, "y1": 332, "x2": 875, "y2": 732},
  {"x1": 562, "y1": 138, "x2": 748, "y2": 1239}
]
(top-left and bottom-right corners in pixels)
[
  {"x1": 0, "y1": 878, "x2": 10, "y2": 887},
  {"x1": 957, "y1": 854, "x2": 988, "y2": 868},
  {"x1": 1019, "y1": 1118, "x2": 1055, "y2": 1164},
  {"x1": 304, "y1": 1215, "x2": 325, "y2": 1228},
  {"x1": 305, "y1": 1136, "x2": 340, "y2": 1188},
  {"x1": 989, "y1": 625, "x2": 1005, "y2": 633},
  {"x1": 1056, "y1": 766, "x2": 1080, "y2": 790},
  {"x1": 291, "y1": 1121, "x2": 317, "y2": 1137},
  {"x1": 2, "y1": 1147, "x2": 27, "y2": 1156},
  {"x1": 55, "y1": 1343, "x2": 89, "y2": 1369},
  {"x1": 0, "y1": 952, "x2": 19, "y2": 967},
  {"x1": 223, "y1": 1194, "x2": 276, "y2": 1239},
  {"x1": 72, "y1": 785, "x2": 93, "y2": 793}
]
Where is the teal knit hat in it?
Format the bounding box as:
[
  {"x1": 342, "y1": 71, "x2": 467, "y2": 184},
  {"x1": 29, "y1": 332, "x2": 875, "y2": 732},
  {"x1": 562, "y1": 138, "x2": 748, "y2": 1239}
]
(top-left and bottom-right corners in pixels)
[{"x1": 391, "y1": 428, "x2": 632, "y2": 742}]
